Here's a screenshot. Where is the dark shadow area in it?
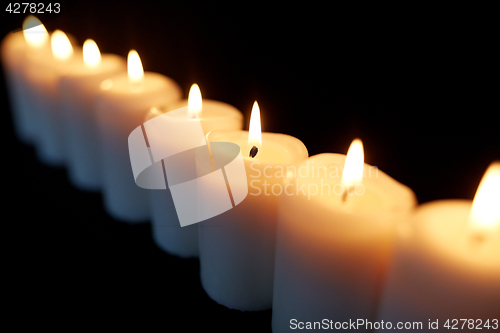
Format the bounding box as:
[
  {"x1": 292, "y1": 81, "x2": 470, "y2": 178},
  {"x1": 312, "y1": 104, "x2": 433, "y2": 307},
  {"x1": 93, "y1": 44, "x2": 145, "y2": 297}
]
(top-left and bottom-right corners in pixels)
[{"x1": 0, "y1": 1, "x2": 497, "y2": 330}]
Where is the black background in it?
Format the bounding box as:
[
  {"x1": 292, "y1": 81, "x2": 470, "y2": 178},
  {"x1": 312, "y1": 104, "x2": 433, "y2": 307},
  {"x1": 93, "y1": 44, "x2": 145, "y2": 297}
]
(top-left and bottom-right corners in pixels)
[{"x1": 1, "y1": 1, "x2": 498, "y2": 330}]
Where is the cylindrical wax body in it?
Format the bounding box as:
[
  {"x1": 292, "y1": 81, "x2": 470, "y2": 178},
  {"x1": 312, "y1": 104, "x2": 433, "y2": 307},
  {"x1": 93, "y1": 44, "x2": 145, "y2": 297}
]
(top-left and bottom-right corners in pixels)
[
  {"x1": 0, "y1": 31, "x2": 51, "y2": 144},
  {"x1": 1, "y1": 32, "x2": 31, "y2": 143},
  {"x1": 376, "y1": 200, "x2": 500, "y2": 332},
  {"x1": 59, "y1": 54, "x2": 126, "y2": 191},
  {"x1": 272, "y1": 153, "x2": 416, "y2": 333},
  {"x1": 22, "y1": 34, "x2": 80, "y2": 166},
  {"x1": 199, "y1": 130, "x2": 308, "y2": 311},
  {"x1": 96, "y1": 72, "x2": 181, "y2": 222},
  {"x1": 145, "y1": 100, "x2": 243, "y2": 258}
]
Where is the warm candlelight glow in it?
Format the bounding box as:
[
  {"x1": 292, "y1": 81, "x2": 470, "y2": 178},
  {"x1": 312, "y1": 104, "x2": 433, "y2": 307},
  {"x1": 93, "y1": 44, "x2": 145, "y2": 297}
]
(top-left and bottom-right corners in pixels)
[
  {"x1": 247, "y1": 101, "x2": 262, "y2": 156},
  {"x1": 341, "y1": 139, "x2": 364, "y2": 188},
  {"x1": 469, "y1": 162, "x2": 500, "y2": 236},
  {"x1": 187, "y1": 83, "x2": 202, "y2": 117},
  {"x1": 100, "y1": 79, "x2": 113, "y2": 91},
  {"x1": 22, "y1": 16, "x2": 48, "y2": 48},
  {"x1": 83, "y1": 39, "x2": 101, "y2": 68},
  {"x1": 127, "y1": 50, "x2": 144, "y2": 84},
  {"x1": 51, "y1": 30, "x2": 73, "y2": 61}
]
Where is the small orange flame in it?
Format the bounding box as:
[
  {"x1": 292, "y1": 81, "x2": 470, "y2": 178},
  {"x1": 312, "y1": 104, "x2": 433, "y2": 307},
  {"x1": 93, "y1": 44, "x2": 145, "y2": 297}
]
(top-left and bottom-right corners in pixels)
[
  {"x1": 341, "y1": 139, "x2": 364, "y2": 188},
  {"x1": 51, "y1": 30, "x2": 73, "y2": 61},
  {"x1": 22, "y1": 16, "x2": 48, "y2": 48},
  {"x1": 187, "y1": 84, "x2": 202, "y2": 117},
  {"x1": 127, "y1": 50, "x2": 144, "y2": 84},
  {"x1": 83, "y1": 39, "x2": 101, "y2": 68},
  {"x1": 247, "y1": 101, "x2": 262, "y2": 154},
  {"x1": 469, "y1": 162, "x2": 500, "y2": 236}
]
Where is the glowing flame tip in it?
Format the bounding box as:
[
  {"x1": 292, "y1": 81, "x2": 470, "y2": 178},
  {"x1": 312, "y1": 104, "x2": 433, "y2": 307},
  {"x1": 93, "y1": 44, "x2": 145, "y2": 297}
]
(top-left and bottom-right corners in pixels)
[
  {"x1": 341, "y1": 138, "x2": 364, "y2": 187},
  {"x1": 187, "y1": 83, "x2": 202, "y2": 117},
  {"x1": 51, "y1": 30, "x2": 73, "y2": 61},
  {"x1": 22, "y1": 16, "x2": 48, "y2": 48},
  {"x1": 127, "y1": 49, "x2": 144, "y2": 83},
  {"x1": 469, "y1": 162, "x2": 500, "y2": 235},
  {"x1": 247, "y1": 101, "x2": 262, "y2": 155},
  {"x1": 83, "y1": 39, "x2": 101, "y2": 68}
]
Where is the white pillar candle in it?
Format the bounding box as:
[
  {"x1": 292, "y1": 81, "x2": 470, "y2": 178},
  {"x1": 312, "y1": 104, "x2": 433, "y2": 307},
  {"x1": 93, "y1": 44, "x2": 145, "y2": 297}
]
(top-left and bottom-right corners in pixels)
[
  {"x1": 59, "y1": 40, "x2": 126, "y2": 191},
  {"x1": 0, "y1": 16, "x2": 50, "y2": 143},
  {"x1": 96, "y1": 50, "x2": 181, "y2": 222},
  {"x1": 376, "y1": 162, "x2": 500, "y2": 332},
  {"x1": 23, "y1": 29, "x2": 80, "y2": 166},
  {"x1": 199, "y1": 102, "x2": 308, "y2": 311},
  {"x1": 272, "y1": 140, "x2": 416, "y2": 332},
  {"x1": 144, "y1": 84, "x2": 243, "y2": 258}
]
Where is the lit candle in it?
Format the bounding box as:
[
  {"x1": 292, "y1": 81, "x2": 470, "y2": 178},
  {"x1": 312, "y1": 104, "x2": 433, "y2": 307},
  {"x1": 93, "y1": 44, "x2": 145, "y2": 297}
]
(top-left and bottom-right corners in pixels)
[
  {"x1": 23, "y1": 29, "x2": 80, "y2": 165},
  {"x1": 199, "y1": 102, "x2": 308, "y2": 311},
  {"x1": 271, "y1": 140, "x2": 417, "y2": 332},
  {"x1": 0, "y1": 16, "x2": 50, "y2": 143},
  {"x1": 376, "y1": 162, "x2": 500, "y2": 331},
  {"x1": 96, "y1": 50, "x2": 181, "y2": 222},
  {"x1": 143, "y1": 84, "x2": 243, "y2": 257},
  {"x1": 59, "y1": 39, "x2": 126, "y2": 191}
]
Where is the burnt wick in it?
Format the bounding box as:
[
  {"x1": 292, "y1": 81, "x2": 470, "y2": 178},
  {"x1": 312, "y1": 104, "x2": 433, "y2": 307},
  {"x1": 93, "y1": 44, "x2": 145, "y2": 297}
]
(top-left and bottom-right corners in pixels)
[
  {"x1": 341, "y1": 190, "x2": 348, "y2": 203},
  {"x1": 470, "y1": 233, "x2": 486, "y2": 246},
  {"x1": 249, "y1": 146, "x2": 258, "y2": 158}
]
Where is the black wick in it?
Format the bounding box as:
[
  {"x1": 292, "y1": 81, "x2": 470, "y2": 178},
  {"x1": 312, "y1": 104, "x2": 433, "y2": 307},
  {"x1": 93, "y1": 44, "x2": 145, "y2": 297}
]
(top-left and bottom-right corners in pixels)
[{"x1": 249, "y1": 146, "x2": 258, "y2": 158}]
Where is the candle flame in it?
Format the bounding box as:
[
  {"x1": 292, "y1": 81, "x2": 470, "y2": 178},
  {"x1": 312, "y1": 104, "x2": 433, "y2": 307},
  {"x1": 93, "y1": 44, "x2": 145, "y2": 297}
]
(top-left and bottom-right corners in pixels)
[
  {"x1": 469, "y1": 162, "x2": 500, "y2": 236},
  {"x1": 22, "y1": 16, "x2": 48, "y2": 48},
  {"x1": 187, "y1": 84, "x2": 202, "y2": 117},
  {"x1": 341, "y1": 139, "x2": 364, "y2": 188},
  {"x1": 248, "y1": 101, "x2": 262, "y2": 155},
  {"x1": 51, "y1": 30, "x2": 73, "y2": 61},
  {"x1": 83, "y1": 39, "x2": 101, "y2": 68},
  {"x1": 127, "y1": 50, "x2": 144, "y2": 84}
]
